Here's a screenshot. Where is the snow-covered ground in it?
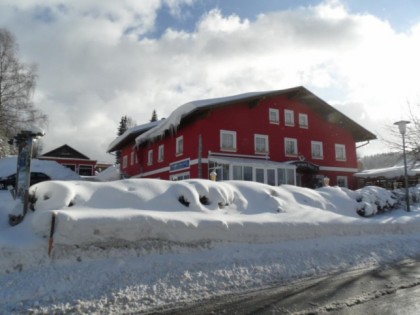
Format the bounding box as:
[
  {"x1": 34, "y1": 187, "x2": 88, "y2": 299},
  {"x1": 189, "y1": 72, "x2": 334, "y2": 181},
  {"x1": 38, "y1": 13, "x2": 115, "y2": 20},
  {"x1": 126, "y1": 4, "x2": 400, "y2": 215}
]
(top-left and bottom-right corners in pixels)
[{"x1": 1, "y1": 172, "x2": 420, "y2": 314}]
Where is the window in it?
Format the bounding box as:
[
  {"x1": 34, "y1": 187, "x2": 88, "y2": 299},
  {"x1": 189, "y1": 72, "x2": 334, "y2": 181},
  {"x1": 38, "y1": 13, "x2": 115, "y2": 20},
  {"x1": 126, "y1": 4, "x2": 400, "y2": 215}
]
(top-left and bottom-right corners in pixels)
[
  {"x1": 148, "y1": 149, "x2": 153, "y2": 165},
  {"x1": 285, "y1": 109, "x2": 294, "y2": 126},
  {"x1": 311, "y1": 141, "x2": 323, "y2": 159},
  {"x1": 170, "y1": 172, "x2": 190, "y2": 181},
  {"x1": 255, "y1": 134, "x2": 269, "y2": 154},
  {"x1": 220, "y1": 130, "x2": 237, "y2": 151},
  {"x1": 269, "y1": 108, "x2": 279, "y2": 124},
  {"x1": 335, "y1": 144, "x2": 346, "y2": 161},
  {"x1": 122, "y1": 156, "x2": 128, "y2": 169},
  {"x1": 286, "y1": 169, "x2": 296, "y2": 185},
  {"x1": 158, "y1": 145, "x2": 164, "y2": 162},
  {"x1": 337, "y1": 176, "x2": 348, "y2": 188},
  {"x1": 130, "y1": 151, "x2": 134, "y2": 166},
  {"x1": 79, "y1": 165, "x2": 93, "y2": 176},
  {"x1": 176, "y1": 136, "x2": 184, "y2": 156},
  {"x1": 285, "y1": 138, "x2": 298, "y2": 156},
  {"x1": 299, "y1": 113, "x2": 308, "y2": 128}
]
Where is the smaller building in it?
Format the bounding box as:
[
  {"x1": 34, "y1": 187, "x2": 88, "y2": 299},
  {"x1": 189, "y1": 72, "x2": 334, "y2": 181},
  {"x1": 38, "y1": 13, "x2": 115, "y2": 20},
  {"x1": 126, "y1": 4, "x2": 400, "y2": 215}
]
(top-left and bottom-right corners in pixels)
[
  {"x1": 39, "y1": 144, "x2": 97, "y2": 176},
  {"x1": 354, "y1": 156, "x2": 420, "y2": 189}
]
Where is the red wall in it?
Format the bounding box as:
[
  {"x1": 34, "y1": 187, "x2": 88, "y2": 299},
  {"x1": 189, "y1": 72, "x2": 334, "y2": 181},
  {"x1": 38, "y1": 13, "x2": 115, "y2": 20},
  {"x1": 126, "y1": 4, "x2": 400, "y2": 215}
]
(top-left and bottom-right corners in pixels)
[{"x1": 122, "y1": 94, "x2": 360, "y2": 187}]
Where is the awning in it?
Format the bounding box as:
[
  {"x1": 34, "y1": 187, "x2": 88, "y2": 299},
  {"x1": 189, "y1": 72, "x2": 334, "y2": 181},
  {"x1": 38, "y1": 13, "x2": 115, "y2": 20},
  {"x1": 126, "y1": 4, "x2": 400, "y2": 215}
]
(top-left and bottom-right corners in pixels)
[{"x1": 208, "y1": 155, "x2": 296, "y2": 169}]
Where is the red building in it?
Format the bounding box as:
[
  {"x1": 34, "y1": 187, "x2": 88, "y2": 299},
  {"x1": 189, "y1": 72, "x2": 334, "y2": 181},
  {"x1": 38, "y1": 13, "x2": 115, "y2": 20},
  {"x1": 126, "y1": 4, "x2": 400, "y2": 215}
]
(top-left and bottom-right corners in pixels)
[
  {"x1": 108, "y1": 87, "x2": 376, "y2": 189},
  {"x1": 39, "y1": 144, "x2": 97, "y2": 176}
]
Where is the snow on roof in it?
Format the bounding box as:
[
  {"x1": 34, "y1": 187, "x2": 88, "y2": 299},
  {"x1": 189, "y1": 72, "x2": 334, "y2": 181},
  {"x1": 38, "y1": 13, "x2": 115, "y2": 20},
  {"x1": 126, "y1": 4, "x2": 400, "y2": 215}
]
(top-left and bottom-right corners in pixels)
[
  {"x1": 355, "y1": 155, "x2": 420, "y2": 179},
  {"x1": 107, "y1": 120, "x2": 161, "y2": 152},
  {"x1": 0, "y1": 156, "x2": 81, "y2": 180},
  {"x1": 135, "y1": 90, "x2": 273, "y2": 146},
  {"x1": 134, "y1": 86, "x2": 376, "y2": 145},
  {"x1": 355, "y1": 163, "x2": 420, "y2": 178}
]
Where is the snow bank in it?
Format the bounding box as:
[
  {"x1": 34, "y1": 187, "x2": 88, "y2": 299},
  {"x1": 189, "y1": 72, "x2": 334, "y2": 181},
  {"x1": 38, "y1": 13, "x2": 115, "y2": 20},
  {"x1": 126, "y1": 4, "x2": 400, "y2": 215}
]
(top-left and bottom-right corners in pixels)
[
  {"x1": 2, "y1": 179, "x2": 420, "y2": 314},
  {"x1": 24, "y1": 179, "x2": 419, "y2": 248}
]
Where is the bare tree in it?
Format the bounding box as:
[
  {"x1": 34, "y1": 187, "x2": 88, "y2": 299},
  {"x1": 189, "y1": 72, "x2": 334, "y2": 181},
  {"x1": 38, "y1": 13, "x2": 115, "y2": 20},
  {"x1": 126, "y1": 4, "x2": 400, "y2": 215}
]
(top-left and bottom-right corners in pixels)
[
  {"x1": 0, "y1": 28, "x2": 47, "y2": 157},
  {"x1": 383, "y1": 102, "x2": 420, "y2": 161}
]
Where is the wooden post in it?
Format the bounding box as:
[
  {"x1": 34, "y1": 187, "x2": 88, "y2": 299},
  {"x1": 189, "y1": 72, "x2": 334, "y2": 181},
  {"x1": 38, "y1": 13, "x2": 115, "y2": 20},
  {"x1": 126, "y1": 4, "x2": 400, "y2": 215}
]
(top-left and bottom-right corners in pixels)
[{"x1": 48, "y1": 212, "x2": 57, "y2": 257}]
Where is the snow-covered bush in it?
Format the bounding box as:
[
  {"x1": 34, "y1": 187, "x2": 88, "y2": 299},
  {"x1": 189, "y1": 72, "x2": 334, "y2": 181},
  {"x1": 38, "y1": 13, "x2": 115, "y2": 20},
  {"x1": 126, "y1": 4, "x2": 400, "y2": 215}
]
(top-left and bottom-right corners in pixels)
[{"x1": 355, "y1": 186, "x2": 398, "y2": 217}]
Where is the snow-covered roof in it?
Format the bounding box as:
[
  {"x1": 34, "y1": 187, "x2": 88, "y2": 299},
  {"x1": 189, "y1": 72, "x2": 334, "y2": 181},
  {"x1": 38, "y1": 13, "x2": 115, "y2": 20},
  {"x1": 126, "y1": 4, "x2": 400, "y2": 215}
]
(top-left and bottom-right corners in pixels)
[
  {"x1": 135, "y1": 86, "x2": 376, "y2": 146},
  {"x1": 107, "y1": 120, "x2": 161, "y2": 152},
  {"x1": 355, "y1": 163, "x2": 420, "y2": 178},
  {"x1": 135, "y1": 90, "x2": 271, "y2": 146}
]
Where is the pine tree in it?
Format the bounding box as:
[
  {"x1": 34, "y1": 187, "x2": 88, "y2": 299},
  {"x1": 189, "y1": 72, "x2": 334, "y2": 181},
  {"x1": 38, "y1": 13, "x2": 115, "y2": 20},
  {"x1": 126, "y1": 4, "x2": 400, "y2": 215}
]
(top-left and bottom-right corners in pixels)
[
  {"x1": 115, "y1": 116, "x2": 128, "y2": 165},
  {"x1": 150, "y1": 110, "x2": 158, "y2": 122}
]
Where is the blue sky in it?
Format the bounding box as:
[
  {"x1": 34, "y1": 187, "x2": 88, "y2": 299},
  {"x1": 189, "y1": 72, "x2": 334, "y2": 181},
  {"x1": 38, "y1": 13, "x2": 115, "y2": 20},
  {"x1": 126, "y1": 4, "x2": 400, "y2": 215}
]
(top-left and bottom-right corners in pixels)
[
  {"x1": 1, "y1": 0, "x2": 419, "y2": 162},
  {"x1": 152, "y1": 0, "x2": 420, "y2": 37}
]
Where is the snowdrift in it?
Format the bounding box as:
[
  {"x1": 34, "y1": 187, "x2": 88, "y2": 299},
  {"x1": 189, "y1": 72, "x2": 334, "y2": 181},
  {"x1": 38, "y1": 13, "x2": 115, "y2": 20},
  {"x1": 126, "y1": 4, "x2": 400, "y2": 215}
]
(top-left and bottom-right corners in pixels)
[{"x1": 25, "y1": 179, "x2": 417, "y2": 248}]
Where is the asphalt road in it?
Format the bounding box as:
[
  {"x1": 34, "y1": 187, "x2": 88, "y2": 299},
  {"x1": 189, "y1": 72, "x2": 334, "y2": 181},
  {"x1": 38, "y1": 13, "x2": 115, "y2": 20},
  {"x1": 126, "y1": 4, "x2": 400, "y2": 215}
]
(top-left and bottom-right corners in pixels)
[{"x1": 148, "y1": 258, "x2": 420, "y2": 315}]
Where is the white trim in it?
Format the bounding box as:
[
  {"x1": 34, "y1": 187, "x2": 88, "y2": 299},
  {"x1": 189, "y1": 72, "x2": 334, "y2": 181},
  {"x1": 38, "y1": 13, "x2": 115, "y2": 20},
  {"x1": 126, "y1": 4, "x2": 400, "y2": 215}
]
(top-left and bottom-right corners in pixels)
[
  {"x1": 140, "y1": 158, "x2": 202, "y2": 177},
  {"x1": 335, "y1": 144, "x2": 347, "y2": 161},
  {"x1": 176, "y1": 136, "x2": 184, "y2": 156},
  {"x1": 284, "y1": 109, "x2": 295, "y2": 126},
  {"x1": 284, "y1": 138, "x2": 298, "y2": 157},
  {"x1": 254, "y1": 134, "x2": 269, "y2": 154},
  {"x1": 220, "y1": 130, "x2": 237, "y2": 152},
  {"x1": 158, "y1": 144, "x2": 164, "y2": 162},
  {"x1": 311, "y1": 141, "x2": 324, "y2": 160},
  {"x1": 319, "y1": 166, "x2": 358, "y2": 172},
  {"x1": 209, "y1": 151, "x2": 269, "y2": 160},
  {"x1": 170, "y1": 171, "x2": 190, "y2": 181},
  {"x1": 337, "y1": 175, "x2": 348, "y2": 188},
  {"x1": 299, "y1": 113, "x2": 308, "y2": 128},
  {"x1": 269, "y1": 108, "x2": 279, "y2": 124},
  {"x1": 147, "y1": 149, "x2": 153, "y2": 165},
  {"x1": 39, "y1": 156, "x2": 94, "y2": 162},
  {"x1": 140, "y1": 166, "x2": 170, "y2": 177}
]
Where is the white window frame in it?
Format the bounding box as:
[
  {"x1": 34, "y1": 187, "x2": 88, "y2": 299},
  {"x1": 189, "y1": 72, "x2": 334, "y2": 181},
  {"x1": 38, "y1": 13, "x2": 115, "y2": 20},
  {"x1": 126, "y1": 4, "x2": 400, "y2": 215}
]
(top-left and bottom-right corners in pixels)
[
  {"x1": 284, "y1": 109, "x2": 295, "y2": 126},
  {"x1": 176, "y1": 136, "x2": 184, "y2": 156},
  {"x1": 158, "y1": 144, "x2": 164, "y2": 162},
  {"x1": 220, "y1": 130, "x2": 237, "y2": 151},
  {"x1": 311, "y1": 141, "x2": 324, "y2": 159},
  {"x1": 254, "y1": 134, "x2": 269, "y2": 154},
  {"x1": 299, "y1": 113, "x2": 308, "y2": 128},
  {"x1": 147, "y1": 149, "x2": 153, "y2": 165},
  {"x1": 122, "y1": 155, "x2": 128, "y2": 169},
  {"x1": 130, "y1": 151, "x2": 134, "y2": 166},
  {"x1": 335, "y1": 144, "x2": 347, "y2": 161},
  {"x1": 285, "y1": 138, "x2": 298, "y2": 156},
  {"x1": 337, "y1": 176, "x2": 348, "y2": 188},
  {"x1": 170, "y1": 171, "x2": 190, "y2": 181},
  {"x1": 269, "y1": 108, "x2": 280, "y2": 124}
]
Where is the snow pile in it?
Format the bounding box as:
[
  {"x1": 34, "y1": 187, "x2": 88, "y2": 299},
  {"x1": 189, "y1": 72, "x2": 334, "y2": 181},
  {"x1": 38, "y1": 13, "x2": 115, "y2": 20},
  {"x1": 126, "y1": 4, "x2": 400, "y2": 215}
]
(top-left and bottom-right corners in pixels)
[
  {"x1": 0, "y1": 156, "x2": 81, "y2": 180},
  {"x1": 94, "y1": 165, "x2": 120, "y2": 181},
  {"x1": 1, "y1": 179, "x2": 420, "y2": 314},
  {"x1": 18, "y1": 179, "x2": 415, "y2": 248}
]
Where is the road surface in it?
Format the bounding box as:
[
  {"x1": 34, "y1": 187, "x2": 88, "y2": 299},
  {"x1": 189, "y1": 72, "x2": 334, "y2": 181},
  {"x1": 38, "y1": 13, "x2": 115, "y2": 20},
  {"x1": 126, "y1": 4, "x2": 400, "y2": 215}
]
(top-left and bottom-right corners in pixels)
[{"x1": 147, "y1": 258, "x2": 420, "y2": 314}]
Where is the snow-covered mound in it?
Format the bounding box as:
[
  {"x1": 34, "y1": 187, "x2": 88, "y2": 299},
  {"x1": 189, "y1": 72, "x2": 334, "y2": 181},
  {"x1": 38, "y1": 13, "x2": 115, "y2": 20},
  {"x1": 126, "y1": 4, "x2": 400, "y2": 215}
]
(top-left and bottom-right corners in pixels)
[
  {"x1": 94, "y1": 165, "x2": 120, "y2": 181},
  {"x1": 2, "y1": 179, "x2": 420, "y2": 315},
  {"x1": 0, "y1": 156, "x2": 81, "y2": 180},
  {"x1": 24, "y1": 179, "x2": 412, "y2": 247}
]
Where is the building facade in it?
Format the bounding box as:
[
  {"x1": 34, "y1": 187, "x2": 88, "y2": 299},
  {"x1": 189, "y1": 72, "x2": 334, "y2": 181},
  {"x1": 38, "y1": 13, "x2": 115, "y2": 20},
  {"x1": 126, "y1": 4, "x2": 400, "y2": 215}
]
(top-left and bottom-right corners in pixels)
[
  {"x1": 39, "y1": 144, "x2": 97, "y2": 176},
  {"x1": 109, "y1": 87, "x2": 376, "y2": 189}
]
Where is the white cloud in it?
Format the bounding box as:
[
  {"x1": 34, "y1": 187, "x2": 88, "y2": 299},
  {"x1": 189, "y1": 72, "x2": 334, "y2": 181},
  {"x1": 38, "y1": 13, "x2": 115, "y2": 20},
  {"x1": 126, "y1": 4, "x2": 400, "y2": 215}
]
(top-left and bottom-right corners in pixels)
[{"x1": 1, "y1": 0, "x2": 419, "y2": 162}]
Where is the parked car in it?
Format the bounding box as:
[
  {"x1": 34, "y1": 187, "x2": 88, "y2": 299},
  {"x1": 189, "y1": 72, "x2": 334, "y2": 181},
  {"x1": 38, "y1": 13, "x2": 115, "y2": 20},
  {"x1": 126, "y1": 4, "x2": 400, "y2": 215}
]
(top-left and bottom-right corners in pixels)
[{"x1": 0, "y1": 172, "x2": 51, "y2": 190}]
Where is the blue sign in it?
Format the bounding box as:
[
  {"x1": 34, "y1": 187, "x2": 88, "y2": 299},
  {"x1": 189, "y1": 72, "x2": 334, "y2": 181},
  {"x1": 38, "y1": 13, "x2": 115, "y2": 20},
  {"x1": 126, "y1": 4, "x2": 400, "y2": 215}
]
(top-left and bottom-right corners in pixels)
[{"x1": 170, "y1": 159, "x2": 190, "y2": 172}]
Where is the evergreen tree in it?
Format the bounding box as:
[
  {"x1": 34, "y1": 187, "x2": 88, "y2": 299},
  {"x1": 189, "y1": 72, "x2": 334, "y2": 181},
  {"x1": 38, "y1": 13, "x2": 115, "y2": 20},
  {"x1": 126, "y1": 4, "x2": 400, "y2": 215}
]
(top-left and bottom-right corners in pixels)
[
  {"x1": 115, "y1": 116, "x2": 128, "y2": 165},
  {"x1": 150, "y1": 110, "x2": 158, "y2": 122}
]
